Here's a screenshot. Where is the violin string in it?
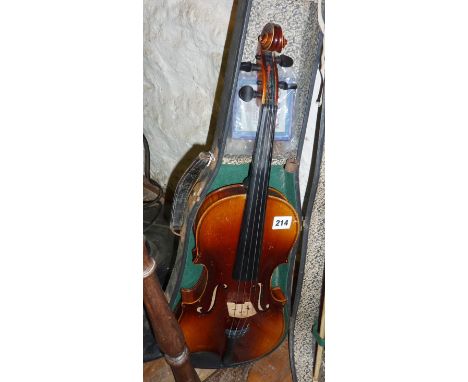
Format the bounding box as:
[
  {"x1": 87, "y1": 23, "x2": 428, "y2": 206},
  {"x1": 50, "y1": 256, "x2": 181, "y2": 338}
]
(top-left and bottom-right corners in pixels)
[
  {"x1": 228, "y1": 173, "x2": 253, "y2": 332},
  {"x1": 234, "y1": 53, "x2": 274, "y2": 333},
  {"x1": 233, "y1": 103, "x2": 269, "y2": 334},
  {"x1": 239, "y1": 102, "x2": 275, "y2": 334},
  {"x1": 245, "y1": 54, "x2": 279, "y2": 333},
  {"x1": 231, "y1": 51, "x2": 279, "y2": 336},
  {"x1": 230, "y1": 102, "x2": 269, "y2": 332},
  {"x1": 250, "y1": 107, "x2": 271, "y2": 310},
  {"x1": 229, "y1": 89, "x2": 266, "y2": 334},
  {"x1": 237, "y1": 60, "x2": 273, "y2": 333},
  {"x1": 238, "y1": 54, "x2": 276, "y2": 334},
  {"x1": 245, "y1": 104, "x2": 274, "y2": 328},
  {"x1": 239, "y1": 60, "x2": 277, "y2": 333}
]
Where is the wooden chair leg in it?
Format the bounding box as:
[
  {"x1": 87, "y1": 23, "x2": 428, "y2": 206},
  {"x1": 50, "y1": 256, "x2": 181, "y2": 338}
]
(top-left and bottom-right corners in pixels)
[{"x1": 143, "y1": 240, "x2": 200, "y2": 382}]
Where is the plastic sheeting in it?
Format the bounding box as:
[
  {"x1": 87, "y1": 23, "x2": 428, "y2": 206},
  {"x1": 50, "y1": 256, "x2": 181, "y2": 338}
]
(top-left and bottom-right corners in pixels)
[{"x1": 143, "y1": 0, "x2": 233, "y2": 190}]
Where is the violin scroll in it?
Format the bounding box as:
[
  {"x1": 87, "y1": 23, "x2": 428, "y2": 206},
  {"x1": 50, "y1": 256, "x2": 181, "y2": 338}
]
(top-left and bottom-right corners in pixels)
[
  {"x1": 258, "y1": 23, "x2": 287, "y2": 53},
  {"x1": 238, "y1": 23, "x2": 296, "y2": 104}
]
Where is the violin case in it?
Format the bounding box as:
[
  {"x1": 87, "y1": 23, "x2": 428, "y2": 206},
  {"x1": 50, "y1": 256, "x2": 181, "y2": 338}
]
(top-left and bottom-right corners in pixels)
[{"x1": 143, "y1": 0, "x2": 324, "y2": 372}]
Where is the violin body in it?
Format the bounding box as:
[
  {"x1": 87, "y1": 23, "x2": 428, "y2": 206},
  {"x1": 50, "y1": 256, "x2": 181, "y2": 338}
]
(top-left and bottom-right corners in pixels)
[{"x1": 178, "y1": 184, "x2": 299, "y2": 363}]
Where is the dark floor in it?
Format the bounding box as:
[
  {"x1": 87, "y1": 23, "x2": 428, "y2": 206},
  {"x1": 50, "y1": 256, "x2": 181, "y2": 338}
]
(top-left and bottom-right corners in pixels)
[{"x1": 143, "y1": 339, "x2": 293, "y2": 382}]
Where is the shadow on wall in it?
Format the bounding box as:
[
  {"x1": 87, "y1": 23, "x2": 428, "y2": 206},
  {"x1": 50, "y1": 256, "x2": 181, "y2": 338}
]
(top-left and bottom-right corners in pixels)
[{"x1": 164, "y1": 0, "x2": 239, "y2": 203}]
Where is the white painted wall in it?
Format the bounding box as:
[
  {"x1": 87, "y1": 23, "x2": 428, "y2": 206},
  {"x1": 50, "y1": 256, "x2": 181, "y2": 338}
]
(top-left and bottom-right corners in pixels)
[{"x1": 144, "y1": 0, "x2": 233, "y2": 189}]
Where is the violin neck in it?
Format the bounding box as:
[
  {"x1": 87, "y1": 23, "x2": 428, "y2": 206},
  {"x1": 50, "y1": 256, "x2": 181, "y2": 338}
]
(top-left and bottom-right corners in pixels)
[{"x1": 233, "y1": 101, "x2": 278, "y2": 281}]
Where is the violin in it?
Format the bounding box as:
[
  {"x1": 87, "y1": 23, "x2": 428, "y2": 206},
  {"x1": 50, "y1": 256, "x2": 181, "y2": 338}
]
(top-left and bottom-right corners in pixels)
[{"x1": 177, "y1": 23, "x2": 300, "y2": 365}]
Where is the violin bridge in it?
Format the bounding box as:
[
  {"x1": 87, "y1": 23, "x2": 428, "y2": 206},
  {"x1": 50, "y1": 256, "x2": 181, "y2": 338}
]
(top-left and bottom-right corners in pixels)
[{"x1": 227, "y1": 301, "x2": 257, "y2": 318}]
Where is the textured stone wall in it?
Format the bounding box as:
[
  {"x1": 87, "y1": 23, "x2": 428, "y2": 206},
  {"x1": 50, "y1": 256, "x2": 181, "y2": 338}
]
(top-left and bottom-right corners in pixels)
[
  {"x1": 143, "y1": 0, "x2": 233, "y2": 189},
  {"x1": 294, "y1": 153, "x2": 325, "y2": 382}
]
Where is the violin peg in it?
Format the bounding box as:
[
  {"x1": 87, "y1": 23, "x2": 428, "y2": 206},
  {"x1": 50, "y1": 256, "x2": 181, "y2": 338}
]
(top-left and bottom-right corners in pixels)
[
  {"x1": 278, "y1": 81, "x2": 297, "y2": 90},
  {"x1": 239, "y1": 86, "x2": 261, "y2": 102},
  {"x1": 277, "y1": 54, "x2": 294, "y2": 68},
  {"x1": 240, "y1": 61, "x2": 261, "y2": 72}
]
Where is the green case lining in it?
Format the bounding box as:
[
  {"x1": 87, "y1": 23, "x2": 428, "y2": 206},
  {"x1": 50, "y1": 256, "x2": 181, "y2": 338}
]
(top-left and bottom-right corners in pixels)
[{"x1": 171, "y1": 163, "x2": 297, "y2": 310}]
